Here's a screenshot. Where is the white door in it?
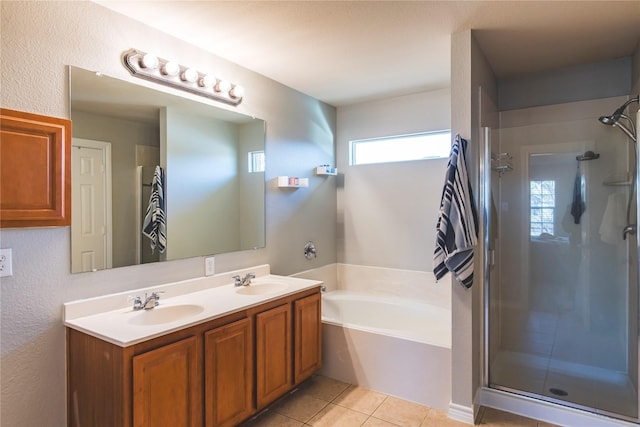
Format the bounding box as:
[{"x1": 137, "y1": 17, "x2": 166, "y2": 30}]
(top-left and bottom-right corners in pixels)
[{"x1": 71, "y1": 139, "x2": 112, "y2": 273}]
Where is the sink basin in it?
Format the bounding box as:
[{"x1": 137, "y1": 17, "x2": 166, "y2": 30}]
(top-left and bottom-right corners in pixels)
[
  {"x1": 236, "y1": 282, "x2": 288, "y2": 295},
  {"x1": 127, "y1": 304, "x2": 205, "y2": 326}
]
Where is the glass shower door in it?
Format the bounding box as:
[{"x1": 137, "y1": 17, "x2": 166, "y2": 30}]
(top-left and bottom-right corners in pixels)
[{"x1": 486, "y1": 115, "x2": 639, "y2": 421}]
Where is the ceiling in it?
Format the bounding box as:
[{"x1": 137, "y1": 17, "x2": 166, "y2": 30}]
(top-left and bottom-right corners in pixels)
[{"x1": 95, "y1": 1, "x2": 640, "y2": 107}]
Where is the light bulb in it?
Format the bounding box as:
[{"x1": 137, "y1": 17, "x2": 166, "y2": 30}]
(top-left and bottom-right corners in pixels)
[
  {"x1": 140, "y1": 53, "x2": 159, "y2": 69},
  {"x1": 216, "y1": 79, "x2": 231, "y2": 93},
  {"x1": 162, "y1": 61, "x2": 180, "y2": 76},
  {"x1": 199, "y1": 74, "x2": 216, "y2": 88},
  {"x1": 181, "y1": 68, "x2": 198, "y2": 83},
  {"x1": 230, "y1": 85, "x2": 245, "y2": 99}
]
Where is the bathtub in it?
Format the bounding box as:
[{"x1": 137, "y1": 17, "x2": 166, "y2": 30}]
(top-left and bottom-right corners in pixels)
[{"x1": 320, "y1": 290, "x2": 452, "y2": 410}]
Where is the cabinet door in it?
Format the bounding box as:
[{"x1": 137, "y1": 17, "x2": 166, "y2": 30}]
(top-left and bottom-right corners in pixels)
[
  {"x1": 204, "y1": 317, "x2": 253, "y2": 427},
  {"x1": 294, "y1": 292, "x2": 322, "y2": 384},
  {"x1": 0, "y1": 108, "x2": 71, "y2": 227},
  {"x1": 255, "y1": 303, "x2": 292, "y2": 408},
  {"x1": 133, "y1": 336, "x2": 200, "y2": 427}
]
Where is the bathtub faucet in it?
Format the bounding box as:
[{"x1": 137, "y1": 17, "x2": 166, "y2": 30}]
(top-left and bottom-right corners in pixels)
[{"x1": 233, "y1": 272, "x2": 255, "y2": 287}]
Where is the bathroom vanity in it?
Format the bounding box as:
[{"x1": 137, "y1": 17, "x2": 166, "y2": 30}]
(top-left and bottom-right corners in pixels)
[{"x1": 65, "y1": 268, "x2": 322, "y2": 427}]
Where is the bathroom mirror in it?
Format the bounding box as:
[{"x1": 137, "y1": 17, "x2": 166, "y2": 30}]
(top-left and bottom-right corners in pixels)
[{"x1": 70, "y1": 66, "x2": 265, "y2": 273}]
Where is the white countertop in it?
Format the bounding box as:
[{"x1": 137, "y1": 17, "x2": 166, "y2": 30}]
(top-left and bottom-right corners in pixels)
[{"x1": 64, "y1": 266, "x2": 322, "y2": 347}]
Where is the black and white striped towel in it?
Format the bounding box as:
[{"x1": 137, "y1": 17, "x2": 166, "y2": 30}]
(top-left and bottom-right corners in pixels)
[
  {"x1": 142, "y1": 165, "x2": 167, "y2": 254},
  {"x1": 434, "y1": 134, "x2": 478, "y2": 288}
]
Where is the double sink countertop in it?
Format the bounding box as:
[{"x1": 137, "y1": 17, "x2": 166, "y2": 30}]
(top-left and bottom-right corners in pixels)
[{"x1": 64, "y1": 264, "x2": 322, "y2": 347}]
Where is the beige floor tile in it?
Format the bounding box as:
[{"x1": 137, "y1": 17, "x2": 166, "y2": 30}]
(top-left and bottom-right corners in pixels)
[
  {"x1": 241, "y1": 376, "x2": 560, "y2": 427},
  {"x1": 420, "y1": 408, "x2": 470, "y2": 427},
  {"x1": 334, "y1": 385, "x2": 388, "y2": 415},
  {"x1": 239, "y1": 409, "x2": 304, "y2": 427},
  {"x1": 308, "y1": 403, "x2": 370, "y2": 427},
  {"x1": 478, "y1": 407, "x2": 537, "y2": 426},
  {"x1": 271, "y1": 392, "x2": 329, "y2": 423},
  {"x1": 362, "y1": 416, "x2": 402, "y2": 426},
  {"x1": 302, "y1": 374, "x2": 351, "y2": 401},
  {"x1": 372, "y1": 396, "x2": 430, "y2": 427}
]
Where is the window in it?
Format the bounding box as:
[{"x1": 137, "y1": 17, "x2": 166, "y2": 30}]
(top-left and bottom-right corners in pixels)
[
  {"x1": 248, "y1": 150, "x2": 265, "y2": 173},
  {"x1": 530, "y1": 180, "x2": 555, "y2": 236},
  {"x1": 350, "y1": 131, "x2": 451, "y2": 166}
]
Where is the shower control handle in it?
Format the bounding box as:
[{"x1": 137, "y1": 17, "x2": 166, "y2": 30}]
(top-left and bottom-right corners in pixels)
[{"x1": 623, "y1": 224, "x2": 636, "y2": 240}]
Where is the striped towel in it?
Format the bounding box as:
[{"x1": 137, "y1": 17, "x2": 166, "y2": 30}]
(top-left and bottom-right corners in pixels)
[
  {"x1": 142, "y1": 165, "x2": 167, "y2": 254},
  {"x1": 434, "y1": 134, "x2": 478, "y2": 288}
]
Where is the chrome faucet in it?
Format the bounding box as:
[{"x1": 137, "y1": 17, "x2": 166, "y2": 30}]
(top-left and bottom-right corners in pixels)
[
  {"x1": 131, "y1": 291, "x2": 164, "y2": 310},
  {"x1": 233, "y1": 272, "x2": 255, "y2": 287},
  {"x1": 623, "y1": 224, "x2": 637, "y2": 240}
]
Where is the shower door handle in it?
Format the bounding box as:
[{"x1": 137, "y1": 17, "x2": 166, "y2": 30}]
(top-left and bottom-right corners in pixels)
[{"x1": 488, "y1": 249, "x2": 495, "y2": 266}]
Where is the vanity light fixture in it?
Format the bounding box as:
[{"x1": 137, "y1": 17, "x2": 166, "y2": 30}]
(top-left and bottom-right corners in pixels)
[
  {"x1": 122, "y1": 48, "x2": 244, "y2": 105},
  {"x1": 199, "y1": 74, "x2": 216, "y2": 88},
  {"x1": 162, "y1": 61, "x2": 180, "y2": 76},
  {"x1": 181, "y1": 68, "x2": 199, "y2": 83},
  {"x1": 140, "y1": 53, "x2": 159, "y2": 69},
  {"x1": 216, "y1": 79, "x2": 232, "y2": 93},
  {"x1": 230, "y1": 85, "x2": 245, "y2": 99}
]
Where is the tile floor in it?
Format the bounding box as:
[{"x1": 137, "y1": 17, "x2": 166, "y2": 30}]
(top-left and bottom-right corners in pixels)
[{"x1": 239, "y1": 375, "x2": 560, "y2": 427}]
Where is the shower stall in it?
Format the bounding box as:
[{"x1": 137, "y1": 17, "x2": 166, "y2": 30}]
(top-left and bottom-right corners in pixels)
[{"x1": 479, "y1": 96, "x2": 640, "y2": 425}]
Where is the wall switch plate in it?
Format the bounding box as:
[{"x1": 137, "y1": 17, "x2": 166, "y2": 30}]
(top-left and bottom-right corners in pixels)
[
  {"x1": 205, "y1": 256, "x2": 215, "y2": 276},
  {"x1": 0, "y1": 248, "x2": 13, "y2": 277}
]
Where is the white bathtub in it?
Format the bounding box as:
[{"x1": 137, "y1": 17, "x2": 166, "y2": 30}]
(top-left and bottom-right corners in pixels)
[{"x1": 320, "y1": 290, "x2": 452, "y2": 410}]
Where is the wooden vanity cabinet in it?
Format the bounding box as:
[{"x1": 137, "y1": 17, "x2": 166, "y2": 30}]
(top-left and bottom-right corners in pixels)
[
  {"x1": 204, "y1": 317, "x2": 253, "y2": 427},
  {"x1": 133, "y1": 336, "x2": 200, "y2": 427},
  {"x1": 294, "y1": 292, "x2": 322, "y2": 384},
  {"x1": 253, "y1": 289, "x2": 322, "y2": 408},
  {"x1": 67, "y1": 286, "x2": 322, "y2": 427},
  {"x1": 255, "y1": 303, "x2": 292, "y2": 409},
  {"x1": 0, "y1": 108, "x2": 71, "y2": 227}
]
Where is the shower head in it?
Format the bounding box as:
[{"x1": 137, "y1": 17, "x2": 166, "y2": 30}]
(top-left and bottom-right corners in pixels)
[
  {"x1": 599, "y1": 95, "x2": 639, "y2": 143},
  {"x1": 598, "y1": 115, "x2": 617, "y2": 125},
  {"x1": 599, "y1": 96, "x2": 638, "y2": 124}
]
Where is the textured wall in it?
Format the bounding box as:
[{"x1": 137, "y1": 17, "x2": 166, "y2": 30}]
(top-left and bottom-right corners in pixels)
[{"x1": 0, "y1": 2, "x2": 336, "y2": 426}]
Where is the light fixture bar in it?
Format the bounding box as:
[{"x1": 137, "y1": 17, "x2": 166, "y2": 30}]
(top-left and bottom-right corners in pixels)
[{"x1": 122, "y1": 48, "x2": 244, "y2": 105}]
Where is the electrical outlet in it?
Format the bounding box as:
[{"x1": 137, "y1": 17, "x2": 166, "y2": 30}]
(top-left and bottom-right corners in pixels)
[
  {"x1": 205, "y1": 256, "x2": 215, "y2": 276},
  {"x1": 0, "y1": 248, "x2": 13, "y2": 278}
]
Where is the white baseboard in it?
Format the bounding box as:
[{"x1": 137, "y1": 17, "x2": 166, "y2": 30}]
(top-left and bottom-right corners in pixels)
[{"x1": 449, "y1": 402, "x2": 475, "y2": 425}]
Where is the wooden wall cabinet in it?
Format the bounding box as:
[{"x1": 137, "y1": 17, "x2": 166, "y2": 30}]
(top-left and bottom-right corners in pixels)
[
  {"x1": 0, "y1": 108, "x2": 71, "y2": 227},
  {"x1": 67, "y1": 287, "x2": 321, "y2": 427}
]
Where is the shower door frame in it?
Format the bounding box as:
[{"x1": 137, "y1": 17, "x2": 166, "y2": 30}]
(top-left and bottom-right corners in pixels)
[{"x1": 478, "y1": 124, "x2": 640, "y2": 426}]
